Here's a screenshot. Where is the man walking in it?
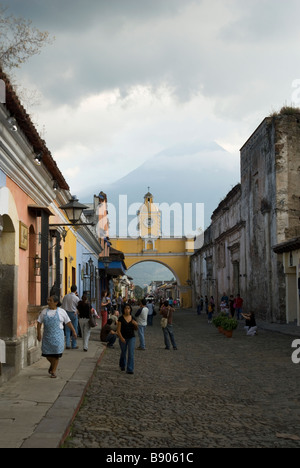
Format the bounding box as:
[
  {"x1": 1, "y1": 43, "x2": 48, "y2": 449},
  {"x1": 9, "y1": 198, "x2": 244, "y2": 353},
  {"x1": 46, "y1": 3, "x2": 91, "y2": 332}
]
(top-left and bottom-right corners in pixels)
[
  {"x1": 62, "y1": 285, "x2": 80, "y2": 349},
  {"x1": 135, "y1": 298, "x2": 148, "y2": 350},
  {"x1": 234, "y1": 293, "x2": 244, "y2": 320}
]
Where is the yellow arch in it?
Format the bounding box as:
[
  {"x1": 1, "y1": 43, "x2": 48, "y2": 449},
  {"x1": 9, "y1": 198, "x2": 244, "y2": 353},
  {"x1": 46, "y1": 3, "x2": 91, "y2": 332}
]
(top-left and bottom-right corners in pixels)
[{"x1": 110, "y1": 236, "x2": 194, "y2": 307}]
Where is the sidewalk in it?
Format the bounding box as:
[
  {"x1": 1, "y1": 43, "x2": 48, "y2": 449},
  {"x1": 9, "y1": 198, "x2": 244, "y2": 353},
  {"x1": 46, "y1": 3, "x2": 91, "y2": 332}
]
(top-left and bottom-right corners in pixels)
[
  {"x1": 256, "y1": 319, "x2": 300, "y2": 337},
  {"x1": 0, "y1": 325, "x2": 105, "y2": 448}
]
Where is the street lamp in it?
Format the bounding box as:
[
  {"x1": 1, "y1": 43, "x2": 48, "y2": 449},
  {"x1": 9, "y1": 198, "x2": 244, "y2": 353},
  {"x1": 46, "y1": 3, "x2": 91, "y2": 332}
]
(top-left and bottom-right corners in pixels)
[
  {"x1": 60, "y1": 196, "x2": 88, "y2": 224},
  {"x1": 102, "y1": 257, "x2": 111, "y2": 270},
  {"x1": 49, "y1": 196, "x2": 94, "y2": 227}
]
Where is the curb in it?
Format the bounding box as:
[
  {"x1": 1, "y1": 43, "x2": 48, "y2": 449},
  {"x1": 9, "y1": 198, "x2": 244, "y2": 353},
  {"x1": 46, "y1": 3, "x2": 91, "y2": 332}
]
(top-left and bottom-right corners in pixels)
[{"x1": 20, "y1": 346, "x2": 106, "y2": 449}]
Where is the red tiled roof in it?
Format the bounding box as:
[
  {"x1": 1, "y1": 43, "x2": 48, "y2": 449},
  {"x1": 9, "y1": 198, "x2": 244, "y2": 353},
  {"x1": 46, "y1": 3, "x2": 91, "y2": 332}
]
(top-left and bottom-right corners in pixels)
[{"x1": 0, "y1": 68, "x2": 69, "y2": 191}]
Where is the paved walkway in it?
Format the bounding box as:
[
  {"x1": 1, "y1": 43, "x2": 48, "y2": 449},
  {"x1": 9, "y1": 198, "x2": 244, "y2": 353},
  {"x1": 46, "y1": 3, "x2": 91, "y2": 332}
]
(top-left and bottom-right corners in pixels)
[
  {"x1": 63, "y1": 310, "x2": 300, "y2": 449},
  {"x1": 1, "y1": 310, "x2": 300, "y2": 449},
  {"x1": 0, "y1": 325, "x2": 105, "y2": 448}
]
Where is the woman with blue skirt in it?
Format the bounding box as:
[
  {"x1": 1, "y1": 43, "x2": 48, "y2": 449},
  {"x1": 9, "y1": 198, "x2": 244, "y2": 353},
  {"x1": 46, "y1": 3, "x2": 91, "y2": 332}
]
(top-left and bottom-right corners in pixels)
[{"x1": 37, "y1": 295, "x2": 77, "y2": 378}]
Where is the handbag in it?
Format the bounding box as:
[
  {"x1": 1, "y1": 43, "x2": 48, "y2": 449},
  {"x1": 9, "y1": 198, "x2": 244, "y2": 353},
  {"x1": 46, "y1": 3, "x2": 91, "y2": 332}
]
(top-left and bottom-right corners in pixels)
[
  {"x1": 161, "y1": 308, "x2": 170, "y2": 328},
  {"x1": 89, "y1": 311, "x2": 97, "y2": 328}
]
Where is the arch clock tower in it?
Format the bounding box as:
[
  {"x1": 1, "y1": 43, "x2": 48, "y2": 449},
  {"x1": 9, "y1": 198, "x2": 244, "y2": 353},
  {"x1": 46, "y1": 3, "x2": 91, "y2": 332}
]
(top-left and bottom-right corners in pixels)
[{"x1": 138, "y1": 190, "x2": 161, "y2": 249}]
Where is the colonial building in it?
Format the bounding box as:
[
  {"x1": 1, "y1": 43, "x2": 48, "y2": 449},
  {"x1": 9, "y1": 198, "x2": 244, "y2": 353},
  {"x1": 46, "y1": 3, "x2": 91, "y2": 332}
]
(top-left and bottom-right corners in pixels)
[
  {"x1": 191, "y1": 110, "x2": 300, "y2": 324},
  {"x1": 0, "y1": 70, "x2": 102, "y2": 383}
]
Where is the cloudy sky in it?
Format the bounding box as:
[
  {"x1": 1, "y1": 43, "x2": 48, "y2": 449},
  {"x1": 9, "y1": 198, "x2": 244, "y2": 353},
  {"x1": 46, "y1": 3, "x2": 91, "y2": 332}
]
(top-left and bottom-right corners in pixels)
[{"x1": 5, "y1": 0, "x2": 300, "y2": 200}]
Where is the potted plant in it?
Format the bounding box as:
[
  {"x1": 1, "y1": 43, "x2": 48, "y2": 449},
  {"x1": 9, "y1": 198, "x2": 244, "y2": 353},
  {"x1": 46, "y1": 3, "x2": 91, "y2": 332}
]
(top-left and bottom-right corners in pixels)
[
  {"x1": 212, "y1": 314, "x2": 226, "y2": 333},
  {"x1": 221, "y1": 317, "x2": 238, "y2": 338},
  {"x1": 212, "y1": 314, "x2": 238, "y2": 338}
]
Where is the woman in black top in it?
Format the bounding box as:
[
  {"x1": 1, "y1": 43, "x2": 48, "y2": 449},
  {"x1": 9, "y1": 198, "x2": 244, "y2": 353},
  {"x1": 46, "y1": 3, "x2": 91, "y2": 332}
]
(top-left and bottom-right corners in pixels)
[
  {"x1": 77, "y1": 294, "x2": 92, "y2": 351},
  {"x1": 117, "y1": 304, "x2": 138, "y2": 374}
]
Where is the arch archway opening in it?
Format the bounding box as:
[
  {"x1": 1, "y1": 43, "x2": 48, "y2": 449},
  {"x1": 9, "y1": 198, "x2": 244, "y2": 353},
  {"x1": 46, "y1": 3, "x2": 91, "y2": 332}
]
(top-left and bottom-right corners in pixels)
[
  {"x1": 127, "y1": 260, "x2": 179, "y2": 302},
  {"x1": 0, "y1": 214, "x2": 16, "y2": 340}
]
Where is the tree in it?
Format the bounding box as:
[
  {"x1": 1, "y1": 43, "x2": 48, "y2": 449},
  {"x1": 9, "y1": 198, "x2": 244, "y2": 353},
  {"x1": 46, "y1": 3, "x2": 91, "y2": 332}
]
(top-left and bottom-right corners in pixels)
[
  {"x1": 134, "y1": 285, "x2": 144, "y2": 301},
  {"x1": 0, "y1": 5, "x2": 53, "y2": 71}
]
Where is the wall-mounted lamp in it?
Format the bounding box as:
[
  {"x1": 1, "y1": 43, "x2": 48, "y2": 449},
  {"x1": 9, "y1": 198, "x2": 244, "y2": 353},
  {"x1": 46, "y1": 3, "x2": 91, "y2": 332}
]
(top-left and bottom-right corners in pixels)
[
  {"x1": 102, "y1": 257, "x2": 111, "y2": 270},
  {"x1": 34, "y1": 153, "x2": 43, "y2": 165},
  {"x1": 34, "y1": 254, "x2": 42, "y2": 276},
  {"x1": 53, "y1": 180, "x2": 59, "y2": 191},
  {"x1": 0, "y1": 215, "x2": 3, "y2": 238},
  {"x1": 61, "y1": 227, "x2": 68, "y2": 242},
  {"x1": 7, "y1": 117, "x2": 17, "y2": 132}
]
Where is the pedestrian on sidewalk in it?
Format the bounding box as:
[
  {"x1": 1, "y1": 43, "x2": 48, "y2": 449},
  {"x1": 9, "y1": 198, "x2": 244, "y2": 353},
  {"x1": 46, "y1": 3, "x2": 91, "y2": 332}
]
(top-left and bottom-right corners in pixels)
[
  {"x1": 101, "y1": 291, "x2": 109, "y2": 328},
  {"x1": 196, "y1": 295, "x2": 204, "y2": 315},
  {"x1": 234, "y1": 293, "x2": 244, "y2": 320},
  {"x1": 77, "y1": 294, "x2": 92, "y2": 352},
  {"x1": 229, "y1": 295, "x2": 235, "y2": 317},
  {"x1": 208, "y1": 296, "x2": 215, "y2": 323},
  {"x1": 61, "y1": 285, "x2": 80, "y2": 349},
  {"x1": 160, "y1": 300, "x2": 177, "y2": 350},
  {"x1": 117, "y1": 303, "x2": 138, "y2": 374},
  {"x1": 37, "y1": 295, "x2": 77, "y2": 378},
  {"x1": 135, "y1": 298, "x2": 148, "y2": 350}
]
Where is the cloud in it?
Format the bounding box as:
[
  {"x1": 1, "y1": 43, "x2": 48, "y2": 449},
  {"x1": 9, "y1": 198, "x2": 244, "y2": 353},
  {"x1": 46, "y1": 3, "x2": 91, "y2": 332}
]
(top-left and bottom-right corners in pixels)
[
  {"x1": 6, "y1": 0, "x2": 300, "y2": 199},
  {"x1": 13, "y1": 0, "x2": 299, "y2": 115}
]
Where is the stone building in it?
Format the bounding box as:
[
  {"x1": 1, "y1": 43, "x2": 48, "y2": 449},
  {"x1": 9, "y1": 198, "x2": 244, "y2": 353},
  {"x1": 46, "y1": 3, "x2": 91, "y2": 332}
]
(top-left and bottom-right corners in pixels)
[{"x1": 191, "y1": 110, "x2": 300, "y2": 324}]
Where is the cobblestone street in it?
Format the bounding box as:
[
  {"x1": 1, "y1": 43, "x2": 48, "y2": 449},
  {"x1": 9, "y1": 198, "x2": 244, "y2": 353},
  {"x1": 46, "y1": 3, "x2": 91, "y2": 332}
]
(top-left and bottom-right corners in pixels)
[{"x1": 64, "y1": 309, "x2": 300, "y2": 449}]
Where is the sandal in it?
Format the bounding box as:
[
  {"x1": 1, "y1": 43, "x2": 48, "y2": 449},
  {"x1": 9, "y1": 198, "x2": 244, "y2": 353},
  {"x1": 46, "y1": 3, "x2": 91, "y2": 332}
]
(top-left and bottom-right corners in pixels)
[
  {"x1": 48, "y1": 365, "x2": 53, "y2": 375},
  {"x1": 50, "y1": 373, "x2": 57, "y2": 378}
]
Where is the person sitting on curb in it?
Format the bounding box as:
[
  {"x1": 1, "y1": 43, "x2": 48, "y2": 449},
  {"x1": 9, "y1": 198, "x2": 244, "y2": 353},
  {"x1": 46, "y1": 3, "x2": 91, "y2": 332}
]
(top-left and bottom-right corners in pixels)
[{"x1": 100, "y1": 319, "x2": 117, "y2": 348}]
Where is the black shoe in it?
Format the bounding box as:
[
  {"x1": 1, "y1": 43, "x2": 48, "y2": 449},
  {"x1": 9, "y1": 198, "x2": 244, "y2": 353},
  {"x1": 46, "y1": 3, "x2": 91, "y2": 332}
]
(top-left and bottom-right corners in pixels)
[
  {"x1": 165, "y1": 347, "x2": 170, "y2": 350},
  {"x1": 173, "y1": 347, "x2": 178, "y2": 350},
  {"x1": 120, "y1": 367, "x2": 125, "y2": 371},
  {"x1": 126, "y1": 371, "x2": 134, "y2": 374}
]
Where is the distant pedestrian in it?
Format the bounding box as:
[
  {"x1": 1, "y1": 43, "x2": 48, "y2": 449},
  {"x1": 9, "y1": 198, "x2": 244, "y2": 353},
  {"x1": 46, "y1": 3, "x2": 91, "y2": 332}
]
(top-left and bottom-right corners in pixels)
[
  {"x1": 229, "y1": 295, "x2": 235, "y2": 317},
  {"x1": 234, "y1": 294, "x2": 244, "y2": 320},
  {"x1": 135, "y1": 299, "x2": 148, "y2": 350},
  {"x1": 117, "y1": 303, "x2": 138, "y2": 374},
  {"x1": 147, "y1": 299, "x2": 154, "y2": 326},
  {"x1": 77, "y1": 294, "x2": 92, "y2": 352},
  {"x1": 197, "y1": 295, "x2": 204, "y2": 315},
  {"x1": 221, "y1": 292, "x2": 229, "y2": 306},
  {"x1": 101, "y1": 291, "x2": 109, "y2": 328},
  {"x1": 208, "y1": 296, "x2": 215, "y2": 323},
  {"x1": 37, "y1": 295, "x2": 77, "y2": 378},
  {"x1": 160, "y1": 300, "x2": 177, "y2": 350},
  {"x1": 61, "y1": 285, "x2": 80, "y2": 349}
]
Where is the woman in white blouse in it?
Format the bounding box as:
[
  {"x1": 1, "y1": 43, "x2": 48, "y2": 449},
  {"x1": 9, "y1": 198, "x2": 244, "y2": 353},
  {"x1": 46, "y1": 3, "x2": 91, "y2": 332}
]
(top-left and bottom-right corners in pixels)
[{"x1": 37, "y1": 295, "x2": 77, "y2": 378}]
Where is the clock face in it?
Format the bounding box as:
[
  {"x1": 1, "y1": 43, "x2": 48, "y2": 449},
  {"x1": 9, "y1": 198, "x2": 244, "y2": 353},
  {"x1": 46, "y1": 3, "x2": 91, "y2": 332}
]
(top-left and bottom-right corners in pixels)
[{"x1": 143, "y1": 217, "x2": 154, "y2": 227}]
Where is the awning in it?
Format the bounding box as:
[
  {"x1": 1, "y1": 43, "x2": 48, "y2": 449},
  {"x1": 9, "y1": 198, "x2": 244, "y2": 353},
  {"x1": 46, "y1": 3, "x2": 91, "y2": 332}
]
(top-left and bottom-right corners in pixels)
[{"x1": 98, "y1": 260, "x2": 126, "y2": 276}]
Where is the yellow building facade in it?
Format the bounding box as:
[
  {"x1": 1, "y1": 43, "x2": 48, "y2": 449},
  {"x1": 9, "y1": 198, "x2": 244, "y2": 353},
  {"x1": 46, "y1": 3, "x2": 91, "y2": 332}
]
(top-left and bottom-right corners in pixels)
[{"x1": 110, "y1": 192, "x2": 194, "y2": 307}]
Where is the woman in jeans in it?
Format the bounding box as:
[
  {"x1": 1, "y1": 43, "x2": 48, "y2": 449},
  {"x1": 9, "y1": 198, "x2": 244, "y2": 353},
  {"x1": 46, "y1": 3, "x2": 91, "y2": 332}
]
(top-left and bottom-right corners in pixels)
[
  {"x1": 117, "y1": 304, "x2": 138, "y2": 374},
  {"x1": 77, "y1": 294, "x2": 92, "y2": 352}
]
